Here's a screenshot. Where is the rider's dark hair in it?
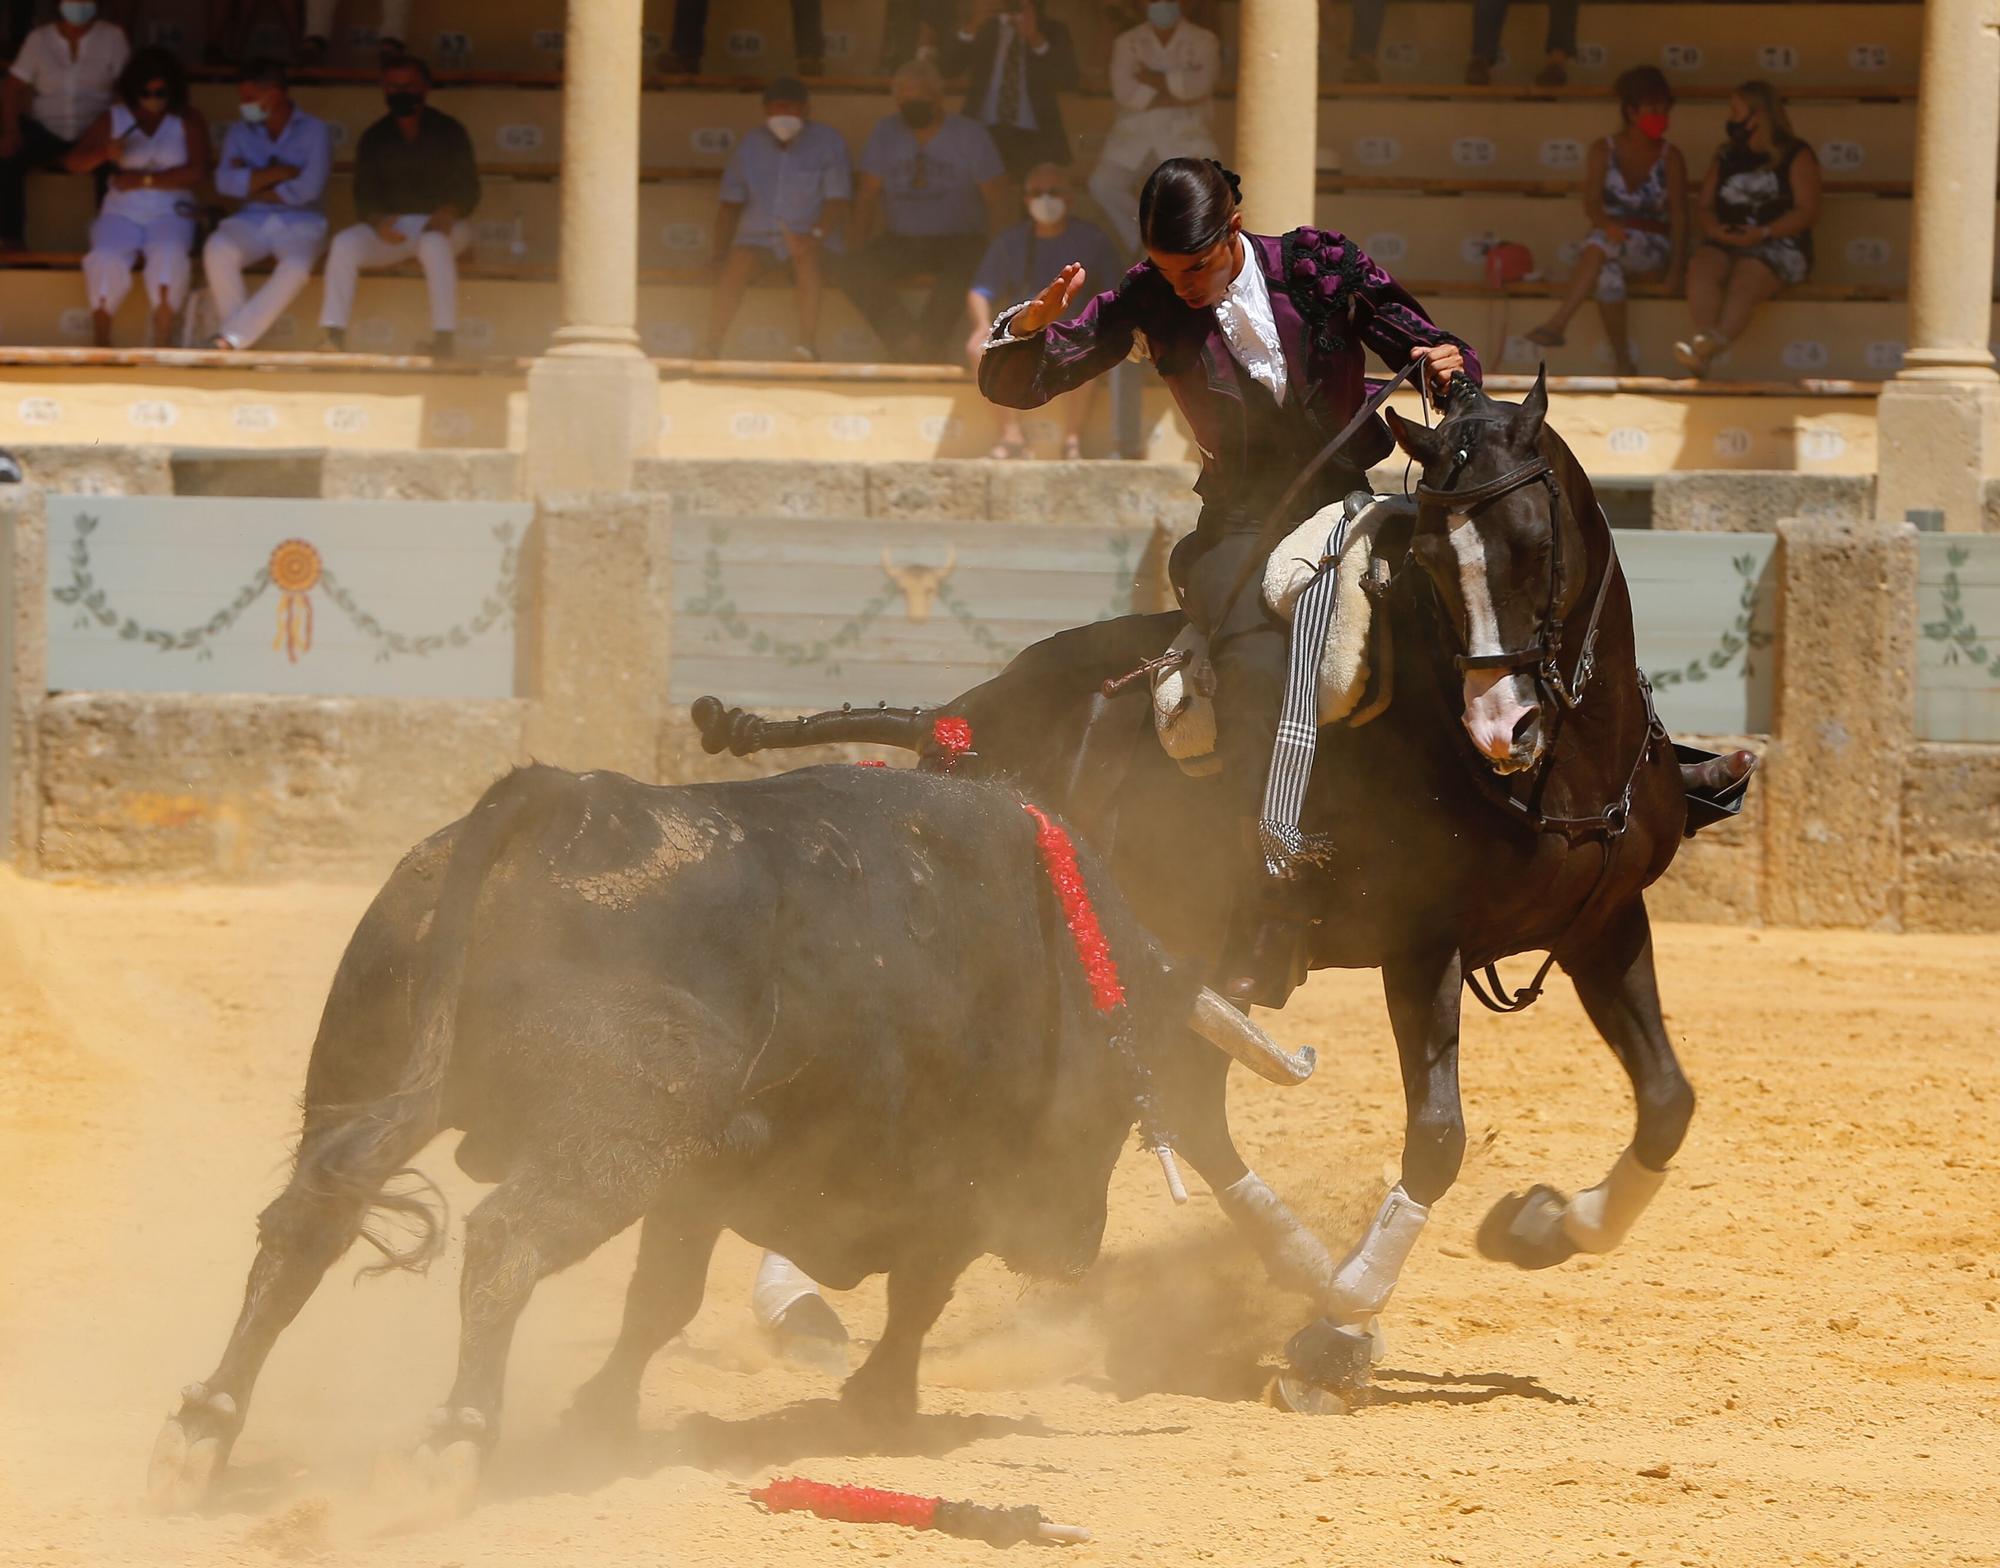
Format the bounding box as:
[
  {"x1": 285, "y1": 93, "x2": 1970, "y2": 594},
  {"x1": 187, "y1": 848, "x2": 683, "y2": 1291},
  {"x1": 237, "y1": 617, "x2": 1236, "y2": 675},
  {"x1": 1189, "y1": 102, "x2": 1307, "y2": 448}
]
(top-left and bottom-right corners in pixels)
[
  {"x1": 1138, "y1": 158, "x2": 1242, "y2": 256},
  {"x1": 1613, "y1": 64, "x2": 1673, "y2": 117}
]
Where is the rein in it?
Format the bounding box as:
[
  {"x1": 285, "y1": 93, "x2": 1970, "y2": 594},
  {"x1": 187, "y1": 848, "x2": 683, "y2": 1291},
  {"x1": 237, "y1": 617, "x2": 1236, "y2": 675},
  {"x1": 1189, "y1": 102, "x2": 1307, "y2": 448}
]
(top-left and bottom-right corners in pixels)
[{"x1": 1414, "y1": 442, "x2": 1667, "y2": 1013}]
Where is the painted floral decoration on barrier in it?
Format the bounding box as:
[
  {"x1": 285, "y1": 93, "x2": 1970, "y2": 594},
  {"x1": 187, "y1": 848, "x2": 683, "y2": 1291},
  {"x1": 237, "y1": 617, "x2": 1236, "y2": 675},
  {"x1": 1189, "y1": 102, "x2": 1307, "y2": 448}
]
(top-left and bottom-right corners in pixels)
[
  {"x1": 52, "y1": 513, "x2": 519, "y2": 663},
  {"x1": 1922, "y1": 544, "x2": 1994, "y2": 670},
  {"x1": 1647, "y1": 552, "x2": 1773, "y2": 689}
]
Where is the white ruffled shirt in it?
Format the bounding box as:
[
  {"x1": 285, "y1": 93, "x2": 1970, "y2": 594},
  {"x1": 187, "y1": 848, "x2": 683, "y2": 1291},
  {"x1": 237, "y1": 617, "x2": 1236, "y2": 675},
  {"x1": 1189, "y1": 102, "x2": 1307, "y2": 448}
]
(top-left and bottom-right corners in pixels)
[{"x1": 1213, "y1": 241, "x2": 1288, "y2": 404}]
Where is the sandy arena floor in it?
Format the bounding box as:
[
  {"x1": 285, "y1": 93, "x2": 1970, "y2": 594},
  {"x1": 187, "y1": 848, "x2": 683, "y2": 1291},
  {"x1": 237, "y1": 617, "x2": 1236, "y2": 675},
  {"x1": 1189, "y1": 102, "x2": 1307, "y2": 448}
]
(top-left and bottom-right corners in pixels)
[{"x1": 1, "y1": 869, "x2": 1996, "y2": 1567}]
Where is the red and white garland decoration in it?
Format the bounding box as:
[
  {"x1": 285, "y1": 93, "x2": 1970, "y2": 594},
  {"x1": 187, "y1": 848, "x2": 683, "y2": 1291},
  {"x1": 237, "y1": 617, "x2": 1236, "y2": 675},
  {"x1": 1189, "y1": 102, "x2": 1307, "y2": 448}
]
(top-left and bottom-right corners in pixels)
[{"x1": 1018, "y1": 801, "x2": 1126, "y2": 1015}]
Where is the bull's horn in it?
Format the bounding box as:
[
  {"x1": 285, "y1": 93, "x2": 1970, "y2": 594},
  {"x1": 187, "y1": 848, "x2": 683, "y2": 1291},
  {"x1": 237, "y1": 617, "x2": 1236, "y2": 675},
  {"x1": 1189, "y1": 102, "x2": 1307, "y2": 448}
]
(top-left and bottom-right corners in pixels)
[{"x1": 1189, "y1": 988, "x2": 1317, "y2": 1085}]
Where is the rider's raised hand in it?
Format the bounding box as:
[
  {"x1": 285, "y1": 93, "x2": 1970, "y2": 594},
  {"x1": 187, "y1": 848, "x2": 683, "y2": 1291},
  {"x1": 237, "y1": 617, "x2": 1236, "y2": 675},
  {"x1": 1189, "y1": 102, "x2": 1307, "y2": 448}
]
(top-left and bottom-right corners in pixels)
[{"x1": 1009, "y1": 263, "x2": 1088, "y2": 336}]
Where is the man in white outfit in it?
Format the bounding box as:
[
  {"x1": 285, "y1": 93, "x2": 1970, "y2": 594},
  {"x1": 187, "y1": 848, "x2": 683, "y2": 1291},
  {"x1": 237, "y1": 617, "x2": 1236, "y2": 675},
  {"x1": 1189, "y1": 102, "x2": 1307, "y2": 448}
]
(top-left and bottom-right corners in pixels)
[
  {"x1": 1086, "y1": 0, "x2": 1219, "y2": 254},
  {"x1": 204, "y1": 58, "x2": 330, "y2": 351},
  {"x1": 1096, "y1": 0, "x2": 1216, "y2": 251},
  {"x1": 318, "y1": 56, "x2": 479, "y2": 358},
  {"x1": 300, "y1": 0, "x2": 413, "y2": 64}
]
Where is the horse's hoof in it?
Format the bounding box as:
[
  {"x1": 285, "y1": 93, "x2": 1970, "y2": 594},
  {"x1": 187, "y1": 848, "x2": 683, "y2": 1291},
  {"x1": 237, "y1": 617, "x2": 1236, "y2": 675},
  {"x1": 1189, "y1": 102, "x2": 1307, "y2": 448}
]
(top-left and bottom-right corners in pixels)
[
  {"x1": 770, "y1": 1291, "x2": 851, "y2": 1379},
  {"x1": 146, "y1": 1384, "x2": 238, "y2": 1513},
  {"x1": 1283, "y1": 1317, "x2": 1374, "y2": 1396},
  {"x1": 1264, "y1": 1372, "x2": 1351, "y2": 1416},
  {"x1": 1476, "y1": 1185, "x2": 1581, "y2": 1270}
]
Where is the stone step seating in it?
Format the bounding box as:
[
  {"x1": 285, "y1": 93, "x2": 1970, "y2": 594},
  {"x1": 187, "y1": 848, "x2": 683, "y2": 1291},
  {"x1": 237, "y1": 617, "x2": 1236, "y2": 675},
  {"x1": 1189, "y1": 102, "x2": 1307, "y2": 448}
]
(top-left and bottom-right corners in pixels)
[
  {"x1": 0, "y1": 257, "x2": 1973, "y2": 380},
  {"x1": 7, "y1": 164, "x2": 1955, "y2": 293},
  {"x1": 151, "y1": 79, "x2": 1922, "y2": 191},
  {"x1": 125, "y1": 0, "x2": 1923, "y2": 90}
]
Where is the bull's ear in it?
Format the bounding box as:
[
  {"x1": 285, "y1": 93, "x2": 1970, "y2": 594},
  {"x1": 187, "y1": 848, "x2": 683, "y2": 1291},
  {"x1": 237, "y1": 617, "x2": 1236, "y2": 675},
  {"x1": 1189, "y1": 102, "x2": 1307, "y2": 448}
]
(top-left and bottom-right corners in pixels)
[
  {"x1": 1384, "y1": 406, "x2": 1445, "y2": 467},
  {"x1": 1516, "y1": 362, "x2": 1549, "y2": 444}
]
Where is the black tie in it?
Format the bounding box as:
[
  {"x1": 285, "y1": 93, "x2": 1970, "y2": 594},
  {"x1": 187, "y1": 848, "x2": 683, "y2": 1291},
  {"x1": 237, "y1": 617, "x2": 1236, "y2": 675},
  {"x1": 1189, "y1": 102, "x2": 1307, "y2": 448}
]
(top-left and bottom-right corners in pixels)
[{"x1": 998, "y1": 30, "x2": 1023, "y2": 127}]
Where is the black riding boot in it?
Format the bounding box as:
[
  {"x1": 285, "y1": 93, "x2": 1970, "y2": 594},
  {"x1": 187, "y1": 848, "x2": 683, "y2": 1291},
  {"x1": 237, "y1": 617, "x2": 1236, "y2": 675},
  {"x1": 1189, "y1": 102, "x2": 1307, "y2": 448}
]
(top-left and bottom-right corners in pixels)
[{"x1": 1218, "y1": 822, "x2": 1313, "y2": 1011}]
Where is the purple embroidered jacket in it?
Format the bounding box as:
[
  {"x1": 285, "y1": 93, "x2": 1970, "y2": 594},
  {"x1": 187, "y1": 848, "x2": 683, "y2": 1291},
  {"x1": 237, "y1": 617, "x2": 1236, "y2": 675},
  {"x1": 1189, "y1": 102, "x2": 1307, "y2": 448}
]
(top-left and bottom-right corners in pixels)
[{"x1": 979, "y1": 228, "x2": 1479, "y2": 505}]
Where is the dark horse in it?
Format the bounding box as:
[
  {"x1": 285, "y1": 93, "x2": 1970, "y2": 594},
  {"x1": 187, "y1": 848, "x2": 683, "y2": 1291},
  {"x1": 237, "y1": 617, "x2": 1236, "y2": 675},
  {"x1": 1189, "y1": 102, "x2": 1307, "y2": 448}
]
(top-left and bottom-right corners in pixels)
[{"x1": 694, "y1": 371, "x2": 1744, "y2": 1388}]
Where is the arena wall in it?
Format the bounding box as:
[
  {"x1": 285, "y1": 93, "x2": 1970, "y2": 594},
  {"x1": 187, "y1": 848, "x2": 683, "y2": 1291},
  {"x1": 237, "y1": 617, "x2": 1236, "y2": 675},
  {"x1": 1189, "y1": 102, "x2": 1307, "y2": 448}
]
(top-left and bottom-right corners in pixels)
[{"x1": 3, "y1": 449, "x2": 1995, "y2": 932}]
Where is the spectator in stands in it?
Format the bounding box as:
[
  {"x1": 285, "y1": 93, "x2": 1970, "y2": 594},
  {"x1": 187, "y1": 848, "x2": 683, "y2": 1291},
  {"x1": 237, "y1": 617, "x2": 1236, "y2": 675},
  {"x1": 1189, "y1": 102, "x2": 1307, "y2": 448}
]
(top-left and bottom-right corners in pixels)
[
  {"x1": 964, "y1": 162, "x2": 1120, "y2": 458},
  {"x1": 839, "y1": 58, "x2": 1008, "y2": 362},
  {"x1": 317, "y1": 57, "x2": 478, "y2": 357},
  {"x1": 0, "y1": 0, "x2": 131, "y2": 251},
  {"x1": 700, "y1": 76, "x2": 850, "y2": 361},
  {"x1": 1674, "y1": 80, "x2": 1819, "y2": 378},
  {"x1": 879, "y1": 0, "x2": 954, "y2": 71},
  {"x1": 1524, "y1": 65, "x2": 1685, "y2": 377},
  {"x1": 299, "y1": 0, "x2": 412, "y2": 65},
  {"x1": 204, "y1": 58, "x2": 332, "y2": 350},
  {"x1": 1344, "y1": 0, "x2": 1576, "y2": 87},
  {"x1": 663, "y1": 0, "x2": 822, "y2": 77},
  {"x1": 942, "y1": 0, "x2": 1078, "y2": 182},
  {"x1": 65, "y1": 47, "x2": 210, "y2": 346},
  {"x1": 1089, "y1": 1, "x2": 1219, "y2": 255}
]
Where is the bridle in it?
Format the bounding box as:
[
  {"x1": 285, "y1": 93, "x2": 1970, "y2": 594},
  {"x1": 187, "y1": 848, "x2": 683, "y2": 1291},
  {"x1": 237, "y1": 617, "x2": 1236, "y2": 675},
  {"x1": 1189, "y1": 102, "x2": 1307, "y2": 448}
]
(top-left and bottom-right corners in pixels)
[
  {"x1": 1414, "y1": 443, "x2": 1613, "y2": 719},
  {"x1": 1410, "y1": 425, "x2": 1666, "y2": 1013}
]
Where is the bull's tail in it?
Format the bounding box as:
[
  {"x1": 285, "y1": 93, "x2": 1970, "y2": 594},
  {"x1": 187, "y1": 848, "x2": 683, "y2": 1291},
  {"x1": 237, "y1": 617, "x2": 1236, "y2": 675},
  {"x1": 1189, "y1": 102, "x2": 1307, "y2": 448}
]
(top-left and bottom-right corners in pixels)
[{"x1": 290, "y1": 765, "x2": 569, "y2": 1277}]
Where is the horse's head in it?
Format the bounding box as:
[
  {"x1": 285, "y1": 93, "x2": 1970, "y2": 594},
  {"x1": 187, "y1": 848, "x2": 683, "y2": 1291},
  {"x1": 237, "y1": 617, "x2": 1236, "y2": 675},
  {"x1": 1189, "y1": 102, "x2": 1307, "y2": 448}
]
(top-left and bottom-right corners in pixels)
[{"x1": 1385, "y1": 367, "x2": 1581, "y2": 776}]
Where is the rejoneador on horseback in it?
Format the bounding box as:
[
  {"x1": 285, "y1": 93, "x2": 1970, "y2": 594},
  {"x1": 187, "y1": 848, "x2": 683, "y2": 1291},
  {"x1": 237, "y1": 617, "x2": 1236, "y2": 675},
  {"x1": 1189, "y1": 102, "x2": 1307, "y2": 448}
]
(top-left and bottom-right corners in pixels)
[{"x1": 976, "y1": 157, "x2": 1474, "y2": 1008}]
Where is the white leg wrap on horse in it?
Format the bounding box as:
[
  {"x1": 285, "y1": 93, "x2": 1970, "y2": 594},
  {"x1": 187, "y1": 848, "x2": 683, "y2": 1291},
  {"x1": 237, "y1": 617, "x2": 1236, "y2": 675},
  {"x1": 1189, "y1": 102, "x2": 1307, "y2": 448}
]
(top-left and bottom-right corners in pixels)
[
  {"x1": 1561, "y1": 1147, "x2": 1668, "y2": 1254},
  {"x1": 1216, "y1": 1171, "x2": 1337, "y2": 1299},
  {"x1": 752, "y1": 1251, "x2": 823, "y2": 1328},
  {"x1": 1324, "y1": 1185, "x2": 1430, "y2": 1324}
]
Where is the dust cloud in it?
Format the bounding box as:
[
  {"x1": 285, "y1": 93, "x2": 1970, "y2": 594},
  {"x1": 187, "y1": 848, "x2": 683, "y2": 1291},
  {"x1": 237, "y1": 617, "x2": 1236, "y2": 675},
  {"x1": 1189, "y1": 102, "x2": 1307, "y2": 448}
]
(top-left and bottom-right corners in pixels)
[{"x1": 3, "y1": 871, "x2": 1998, "y2": 1566}]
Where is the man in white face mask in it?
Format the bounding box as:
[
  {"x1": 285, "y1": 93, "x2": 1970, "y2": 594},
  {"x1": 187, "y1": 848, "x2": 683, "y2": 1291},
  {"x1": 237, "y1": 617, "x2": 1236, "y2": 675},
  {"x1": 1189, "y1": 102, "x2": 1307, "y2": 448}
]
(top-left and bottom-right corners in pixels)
[
  {"x1": 964, "y1": 163, "x2": 1121, "y2": 458},
  {"x1": 0, "y1": 0, "x2": 131, "y2": 249},
  {"x1": 702, "y1": 76, "x2": 852, "y2": 362}
]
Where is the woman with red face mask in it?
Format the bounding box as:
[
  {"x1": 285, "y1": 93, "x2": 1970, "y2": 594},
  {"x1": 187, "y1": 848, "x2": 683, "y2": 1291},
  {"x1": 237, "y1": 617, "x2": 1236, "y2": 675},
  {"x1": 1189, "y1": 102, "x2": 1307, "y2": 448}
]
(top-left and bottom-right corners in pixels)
[{"x1": 1525, "y1": 66, "x2": 1686, "y2": 377}]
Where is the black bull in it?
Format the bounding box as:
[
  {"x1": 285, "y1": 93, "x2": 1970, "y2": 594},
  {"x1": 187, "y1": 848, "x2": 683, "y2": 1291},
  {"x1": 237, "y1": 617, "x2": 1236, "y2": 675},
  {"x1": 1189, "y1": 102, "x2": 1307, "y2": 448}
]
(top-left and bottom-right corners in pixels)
[
  {"x1": 693, "y1": 377, "x2": 1724, "y2": 1380},
  {"x1": 148, "y1": 763, "x2": 1313, "y2": 1511}
]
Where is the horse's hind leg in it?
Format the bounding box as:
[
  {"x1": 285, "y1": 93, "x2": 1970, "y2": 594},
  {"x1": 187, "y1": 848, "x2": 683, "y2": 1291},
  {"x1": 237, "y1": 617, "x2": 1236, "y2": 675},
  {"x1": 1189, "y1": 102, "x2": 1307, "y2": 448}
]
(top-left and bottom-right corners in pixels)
[
  {"x1": 147, "y1": 1120, "x2": 432, "y2": 1512},
  {"x1": 1159, "y1": 1033, "x2": 1343, "y2": 1311},
  {"x1": 565, "y1": 1207, "x2": 720, "y2": 1439},
  {"x1": 1478, "y1": 898, "x2": 1694, "y2": 1270}
]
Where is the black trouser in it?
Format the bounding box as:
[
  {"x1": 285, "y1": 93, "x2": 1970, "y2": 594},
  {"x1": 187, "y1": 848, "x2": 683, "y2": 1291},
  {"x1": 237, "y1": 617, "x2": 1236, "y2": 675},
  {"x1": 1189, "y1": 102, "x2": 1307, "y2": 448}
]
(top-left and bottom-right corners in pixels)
[
  {"x1": 670, "y1": 0, "x2": 824, "y2": 63},
  {"x1": 0, "y1": 117, "x2": 77, "y2": 248},
  {"x1": 1171, "y1": 508, "x2": 1295, "y2": 834},
  {"x1": 835, "y1": 230, "x2": 986, "y2": 362}
]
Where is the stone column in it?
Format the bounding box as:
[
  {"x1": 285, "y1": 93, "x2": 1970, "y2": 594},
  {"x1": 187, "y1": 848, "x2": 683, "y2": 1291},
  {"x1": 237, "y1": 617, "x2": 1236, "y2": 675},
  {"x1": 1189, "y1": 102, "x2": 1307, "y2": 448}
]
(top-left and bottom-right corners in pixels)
[
  {"x1": 1, "y1": 485, "x2": 46, "y2": 865},
  {"x1": 517, "y1": 493, "x2": 673, "y2": 776},
  {"x1": 1233, "y1": 0, "x2": 1319, "y2": 234},
  {"x1": 1761, "y1": 518, "x2": 1918, "y2": 927},
  {"x1": 1874, "y1": 0, "x2": 2000, "y2": 532},
  {"x1": 524, "y1": 0, "x2": 660, "y2": 498}
]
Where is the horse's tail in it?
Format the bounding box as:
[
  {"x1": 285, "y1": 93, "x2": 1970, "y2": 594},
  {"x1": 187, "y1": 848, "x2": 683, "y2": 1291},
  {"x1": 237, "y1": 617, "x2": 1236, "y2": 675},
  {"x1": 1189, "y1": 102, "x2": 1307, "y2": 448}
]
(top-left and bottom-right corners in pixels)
[{"x1": 289, "y1": 765, "x2": 569, "y2": 1276}]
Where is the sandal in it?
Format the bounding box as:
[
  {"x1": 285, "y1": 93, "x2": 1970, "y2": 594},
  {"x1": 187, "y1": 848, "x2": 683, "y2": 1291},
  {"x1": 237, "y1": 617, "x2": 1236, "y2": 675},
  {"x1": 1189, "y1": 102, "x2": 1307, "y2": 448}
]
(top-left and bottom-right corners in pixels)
[
  {"x1": 1673, "y1": 331, "x2": 1724, "y2": 376},
  {"x1": 990, "y1": 437, "x2": 1029, "y2": 460},
  {"x1": 1523, "y1": 324, "x2": 1566, "y2": 348}
]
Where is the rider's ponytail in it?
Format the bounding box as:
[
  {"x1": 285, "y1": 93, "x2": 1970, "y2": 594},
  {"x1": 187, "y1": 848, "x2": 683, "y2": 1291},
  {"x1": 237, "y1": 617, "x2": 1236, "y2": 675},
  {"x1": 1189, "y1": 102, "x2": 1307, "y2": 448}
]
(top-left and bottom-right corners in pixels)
[{"x1": 1138, "y1": 157, "x2": 1242, "y2": 256}]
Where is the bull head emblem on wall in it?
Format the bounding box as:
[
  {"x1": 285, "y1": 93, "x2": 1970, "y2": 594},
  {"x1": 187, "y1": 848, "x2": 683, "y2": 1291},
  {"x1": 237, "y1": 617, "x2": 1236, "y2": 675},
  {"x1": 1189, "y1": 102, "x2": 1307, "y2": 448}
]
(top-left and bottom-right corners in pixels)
[{"x1": 881, "y1": 548, "x2": 957, "y2": 623}]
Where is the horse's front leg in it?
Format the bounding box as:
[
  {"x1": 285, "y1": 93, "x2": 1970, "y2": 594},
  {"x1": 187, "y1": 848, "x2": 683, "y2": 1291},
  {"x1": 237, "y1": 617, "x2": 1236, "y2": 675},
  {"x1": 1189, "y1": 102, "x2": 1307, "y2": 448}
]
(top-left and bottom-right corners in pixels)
[
  {"x1": 1274, "y1": 946, "x2": 1464, "y2": 1397},
  {"x1": 1477, "y1": 898, "x2": 1693, "y2": 1269},
  {"x1": 1339, "y1": 945, "x2": 1465, "y2": 1313}
]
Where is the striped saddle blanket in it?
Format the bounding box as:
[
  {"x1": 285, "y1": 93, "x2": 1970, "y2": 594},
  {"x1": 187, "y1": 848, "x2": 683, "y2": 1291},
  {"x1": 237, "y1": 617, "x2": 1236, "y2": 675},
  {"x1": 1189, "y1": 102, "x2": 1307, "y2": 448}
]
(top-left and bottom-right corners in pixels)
[{"x1": 1150, "y1": 493, "x2": 1400, "y2": 780}]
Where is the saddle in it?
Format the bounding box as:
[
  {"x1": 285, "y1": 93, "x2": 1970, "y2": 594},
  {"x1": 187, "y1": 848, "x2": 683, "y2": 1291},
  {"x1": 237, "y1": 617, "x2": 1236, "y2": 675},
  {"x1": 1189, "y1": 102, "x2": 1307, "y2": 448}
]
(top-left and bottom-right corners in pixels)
[{"x1": 1152, "y1": 493, "x2": 1401, "y2": 777}]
